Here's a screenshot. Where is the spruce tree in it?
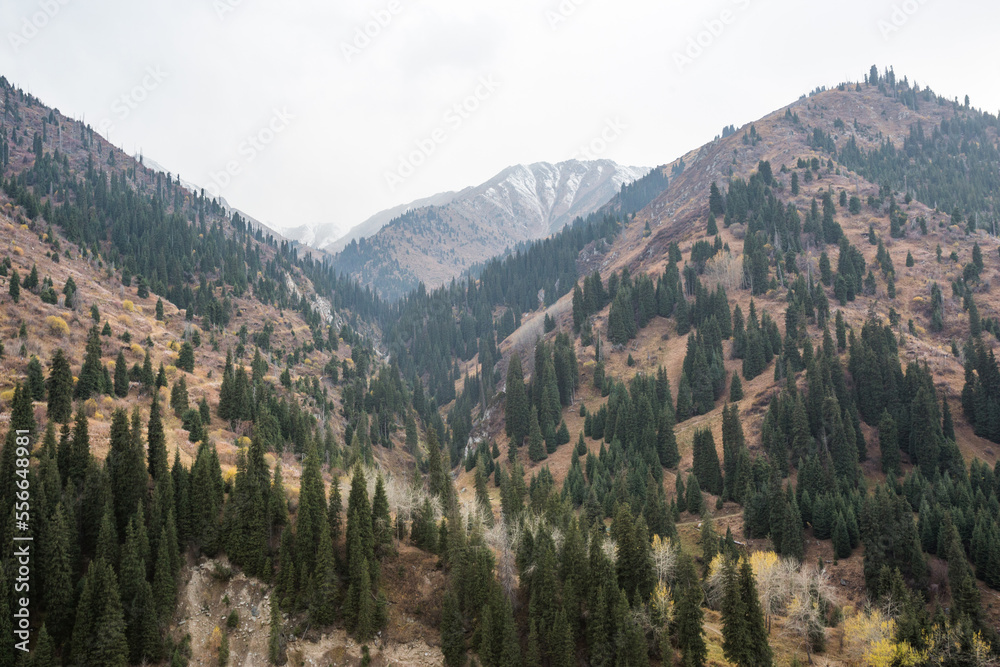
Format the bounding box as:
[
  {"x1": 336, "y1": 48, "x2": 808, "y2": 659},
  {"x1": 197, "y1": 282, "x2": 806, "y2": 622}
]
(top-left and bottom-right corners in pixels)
[
  {"x1": 8, "y1": 268, "x2": 20, "y2": 302},
  {"x1": 26, "y1": 355, "x2": 45, "y2": 400},
  {"x1": 685, "y1": 473, "x2": 702, "y2": 515},
  {"x1": 148, "y1": 394, "x2": 168, "y2": 479},
  {"x1": 71, "y1": 558, "x2": 129, "y2": 667},
  {"x1": 114, "y1": 350, "x2": 130, "y2": 397},
  {"x1": 427, "y1": 426, "x2": 451, "y2": 502},
  {"x1": 692, "y1": 428, "x2": 723, "y2": 496},
  {"x1": 505, "y1": 354, "x2": 529, "y2": 448},
  {"x1": 76, "y1": 325, "x2": 104, "y2": 399},
  {"x1": 528, "y1": 407, "x2": 546, "y2": 462},
  {"x1": 832, "y1": 512, "x2": 851, "y2": 559},
  {"x1": 46, "y1": 348, "x2": 74, "y2": 423},
  {"x1": 674, "y1": 553, "x2": 707, "y2": 667},
  {"x1": 41, "y1": 502, "x2": 75, "y2": 642},
  {"x1": 153, "y1": 528, "x2": 176, "y2": 623},
  {"x1": 269, "y1": 589, "x2": 283, "y2": 664},
  {"x1": 310, "y1": 520, "x2": 338, "y2": 625},
  {"x1": 878, "y1": 409, "x2": 900, "y2": 476},
  {"x1": 729, "y1": 370, "x2": 744, "y2": 401},
  {"x1": 440, "y1": 587, "x2": 465, "y2": 667},
  {"x1": 372, "y1": 474, "x2": 394, "y2": 559}
]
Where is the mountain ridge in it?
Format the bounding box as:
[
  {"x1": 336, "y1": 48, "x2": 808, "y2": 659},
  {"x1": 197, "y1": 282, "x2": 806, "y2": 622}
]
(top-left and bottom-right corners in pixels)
[{"x1": 324, "y1": 158, "x2": 648, "y2": 298}]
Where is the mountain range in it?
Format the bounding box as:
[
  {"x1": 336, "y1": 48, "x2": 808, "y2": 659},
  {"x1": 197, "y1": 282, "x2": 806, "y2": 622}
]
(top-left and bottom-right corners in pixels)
[{"x1": 287, "y1": 159, "x2": 648, "y2": 298}]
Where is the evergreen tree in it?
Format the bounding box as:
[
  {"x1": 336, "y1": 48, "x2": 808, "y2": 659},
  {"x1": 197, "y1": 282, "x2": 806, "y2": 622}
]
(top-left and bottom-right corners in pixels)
[
  {"x1": 76, "y1": 325, "x2": 104, "y2": 399},
  {"x1": 70, "y1": 558, "x2": 129, "y2": 667},
  {"x1": 107, "y1": 408, "x2": 144, "y2": 535},
  {"x1": 685, "y1": 473, "x2": 702, "y2": 515},
  {"x1": 878, "y1": 409, "x2": 900, "y2": 476},
  {"x1": 148, "y1": 394, "x2": 168, "y2": 479},
  {"x1": 41, "y1": 502, "x2": 75, "y2": 642},
  {"x1": 310, "y1": 520, "x2": 339, "y2": 625},
  {"x1": 505, "y1": 354, "x2": 529, "y2": 447},
  {"x1": 372, "y1": 474, "x2": 394, "y2": 559},
  {"x1": 269, "y1": 586, "x2": 284, "y2": 664},
  {"x1": 114, "y1": 350, "x2": 129, "y2": 397},
  {"x1": 528, "y1": 407, "x2": 546, "y2": 462},
  {"x1": 721, "y1": 557, "x2": 773, "y2": 667},
  {"x1": 8, "y1": 268, "x2": 20, "y2": 302},
  {"x1": 46, "y1": 348, "x2": 74, "y2": 423},
  {"x1": 177, "y1": 342, "x2": 195, "y2": 373},
  {"x1": 26, "y1": 355, "x2": 45, "y2": 400},
  {"x1": 674, "y1": 553, "x2": 707, "y2": 667},
  {"x1": 440, "y1": 588, "x2": 465, "y2": 667},
  {"x1": 832, "y1": 512, "x2": 851, "y2": 559},
  {"x1": 729, "y1": 371, "x2": 743, "y2": 401},
  {"x1": 692, "y1": 428, "x2": 723, "y2": 496}
]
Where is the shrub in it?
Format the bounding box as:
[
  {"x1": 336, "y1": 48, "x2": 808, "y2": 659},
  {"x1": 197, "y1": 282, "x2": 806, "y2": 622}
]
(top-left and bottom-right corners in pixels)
[
  {"x1": 46, "y1": 315, "x2": 69, "y2": 337},
  {"x1": 122, "y1": 300, "x2": 135, "y2": 312}
]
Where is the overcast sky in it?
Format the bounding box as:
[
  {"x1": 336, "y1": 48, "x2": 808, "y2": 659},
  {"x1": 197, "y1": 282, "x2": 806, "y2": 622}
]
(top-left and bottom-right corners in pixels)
[{"x1": 2, "y1": 0, "x2": 998, "y2": 238}]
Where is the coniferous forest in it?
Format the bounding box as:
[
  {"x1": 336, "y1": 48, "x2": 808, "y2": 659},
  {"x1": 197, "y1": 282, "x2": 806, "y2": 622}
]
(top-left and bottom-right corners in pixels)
[{"x1": 3, "y1": 65, "x2": 1000, "y2": 667}]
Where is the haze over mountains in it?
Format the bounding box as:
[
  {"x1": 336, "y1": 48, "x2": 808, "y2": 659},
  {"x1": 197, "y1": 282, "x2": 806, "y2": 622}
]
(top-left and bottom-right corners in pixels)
[
  {"x1": 295, "y1": 158, "x2": 647, "y2": 298},
  {"x1": 5, "y1": 64, "x2": 1000, "y2": 667}
]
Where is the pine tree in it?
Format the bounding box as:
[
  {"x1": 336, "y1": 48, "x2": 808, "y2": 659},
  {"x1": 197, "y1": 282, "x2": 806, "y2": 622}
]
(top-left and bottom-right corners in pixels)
[
  {"x1": 177, "y1": 342, "x2": 195, "y2": 373},
  {"x1": 427, "y1": 427, "x2": 451, "y2": 502},
  {"x1": 505, "y1": 354, "x2": 529, "y2": 446},
  {"x1": 153, "y1": 528, "x2": 176, "y2": 623},
  {"x1": 676, "y1": 372, "x2": 693, "y2": 422},
  {"x1": 148, "y1": 394, "x2": 168, "y2": 479},
  {"x1": 729, "y1": 371, "x2": 744, "y2": 401},
  {"x1": 721, "y1": 557, "x2": 773, "y2": 667},
  {"x1": 170, "y1": 376, "x2": 189, "y2": 416},
  {"x1": 832, "y1": 512, "x2": 851, "y2": 559},
  {"x1": 44, "y1": 350, "x2": 73, "y2": 426},
  {"x1": 71, "y1": 558, "x2": 129, "y2": 667},
  {"x1": 440, "y1": 588, "x2": 465, "y2": 667},
  {"x1": 372, "y1": 474, "x2": 394, "y2": 559},
  {"x1": 692, "y1": 429, "x2": 723, "y2": 496},
  {"x1": 26, "y1": 355, "x2": 45, "y2": 400},
  {"x1": 528, "y1": 407, "x2": 546, "y2": 462},
  {"x1": 121, "y1": 519, "x2": 162, "y2": 663},
  {"x1": 269, "y1": 589, "x2": 283, "y2": 664},
  {"x1": 327, "y1": 475, "x2": 341, "y2": 543},
  {"x1": 878, "y1": 409, "x2": 900, "y2": 476},
  {"x1": 8, "y1": 268, "x2": 20, "y2": 302},
  {"x1": 674, "y1": 553, "x2": 707, "y2": 667},
  {"x1": 41, "y1": 501, "x2": 75, "y2": 642},
  {"x1": 657, "y1": 406, "x2": 679, "y2": 468},
  {"x1": 680, "y1": 475, "x2": 702, "y2": 520},
  {"x1": 76, "y1": 325, "x2": 104, "y2": 399},
  {"x1": 310, "y1": 520, "x2": 339, "y2": 625},
  {"x1": 114, "y1": 350, "x2": 129, "y2": 397}
]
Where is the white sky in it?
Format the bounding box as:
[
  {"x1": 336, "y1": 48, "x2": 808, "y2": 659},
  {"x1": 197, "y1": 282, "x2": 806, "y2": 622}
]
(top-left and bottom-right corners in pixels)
[{"x1": 2, "y1": 0, "x2": 998, "y2": 238}]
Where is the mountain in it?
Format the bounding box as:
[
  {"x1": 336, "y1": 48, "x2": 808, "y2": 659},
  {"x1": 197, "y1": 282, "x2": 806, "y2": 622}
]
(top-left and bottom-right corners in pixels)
[
  {"x1": 5, "y1": 66, "x2": 1000, "y2": 667},
  {"x1": 328, "y1": 159, "x2": 648, "y2": 299},
  {"x1": 284, "y1": 189, "x2": 461, "y2": 252}
]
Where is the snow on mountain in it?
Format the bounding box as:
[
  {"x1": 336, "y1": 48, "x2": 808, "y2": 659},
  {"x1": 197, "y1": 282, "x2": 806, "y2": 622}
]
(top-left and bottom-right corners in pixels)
[{"x1": 294, "y1": 159, "x2": 647, "y2": 255}]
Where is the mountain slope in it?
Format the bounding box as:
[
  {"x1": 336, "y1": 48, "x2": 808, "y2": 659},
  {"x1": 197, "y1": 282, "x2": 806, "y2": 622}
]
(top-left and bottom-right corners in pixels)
[{"x1": 330, "y1": 159, "x2": 648, "y2": 299}]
